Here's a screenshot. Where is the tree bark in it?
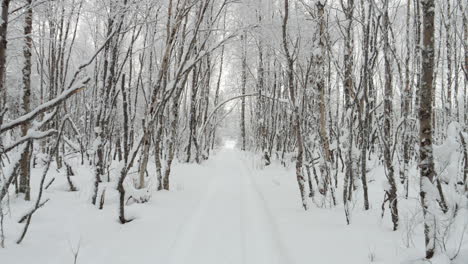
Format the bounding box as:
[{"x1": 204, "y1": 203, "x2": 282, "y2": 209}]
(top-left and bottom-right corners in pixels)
[
  {"x1": 342, "y1": 0, "x2": 355, "y2": 224},
  {"x1": 240, "y1": 32, "x2": 247, "y2": 151},
  {"x1": 282, "y1": 0, "x2": 307, "y2": 211},
  {"x1": 382, "y1": 0, "x2": 398, "y2": 231},
  {"x1": 0, "y1": 0, "x2": 10, "y2": 110},
  {"x1": 19, "y1": 0, "x2": 33, "y2": 201},
  {"x1": 419, "y1": 0, "x2": 437, "y2": 259}
]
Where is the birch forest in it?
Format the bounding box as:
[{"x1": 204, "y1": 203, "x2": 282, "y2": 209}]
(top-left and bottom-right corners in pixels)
[{"x1": 1, "y1": 0, "x2": 468, "y2": 263}]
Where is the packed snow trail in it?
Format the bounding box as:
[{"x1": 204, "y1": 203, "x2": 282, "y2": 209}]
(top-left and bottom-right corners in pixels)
[{"x1": 165, "y1": 149, "x2": 292, "y2": 264}]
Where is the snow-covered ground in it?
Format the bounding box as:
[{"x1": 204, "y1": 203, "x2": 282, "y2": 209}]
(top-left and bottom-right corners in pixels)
[{"x1": 1, "y1": 145, "x2": 467, "y2": 264}]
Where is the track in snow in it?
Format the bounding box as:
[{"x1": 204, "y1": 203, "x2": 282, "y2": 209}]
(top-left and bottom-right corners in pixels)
[{"x1": 165, "y1": 149, "x2": 292, "y2": 264}]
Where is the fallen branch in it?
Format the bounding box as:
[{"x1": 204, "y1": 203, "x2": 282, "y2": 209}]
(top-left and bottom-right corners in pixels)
[
  {"x1": 17, "y1": 199, "x2": 50, "y2": 224},
  {"x1": 44, "y1": 177, "x2": 55, "y2": 190}
]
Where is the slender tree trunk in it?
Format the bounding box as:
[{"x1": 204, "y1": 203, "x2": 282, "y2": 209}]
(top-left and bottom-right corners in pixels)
[
  {"x1": 360, "y1": 0, "x2": 372, "y2": 210},
  {"x1": 420, "y1": 0, "x2": 437, "y2": 259},
  {"x1": 445, "y1": 0, "x2": 452, "y2": 119},
  {"x1": 282, "y1": 0, "x2": 307, "y2": 210},
  {"x1": 0, "y1": 0, "x2": 10, "y2": 111},
  {"x1": 317, "y1": 2, "x2": 331, "y2": 163},
  {"x1": 382, "y1": 0, "x2": 398, "y2": 231},
  {"x1": 186, "y1": 64, "x2": 199, "y2": 162},
  {"x1": 163, "y1": 96, "x2": 181, "y2": 191},
  {"x1": 240, "y1": 32, "x2": 247, "y2": 151},
  {"x1": 463, "y1": 0, "x2": 468, "y2": 126},
  {"x1": 121, "y1": 74, "x2": 129, "y2": 164},
  {"x1": 401, "y1": 0, "x2": 412, "y2": 199},
  {"x1": 19, "y1": 0, "x2": 33, "y2": 201},
  {"x1": 342, "y1": 0, "x2": 355, "y2": 224},
  {"x1": 211, "y1": 44, "x2": 224, "y2": 150},
  {"x1": 154, "y1": 116, "x2": 164, "y2": 191},
  {"x1": 138, "y1": 131, "x2": 150, "y2": 189}
]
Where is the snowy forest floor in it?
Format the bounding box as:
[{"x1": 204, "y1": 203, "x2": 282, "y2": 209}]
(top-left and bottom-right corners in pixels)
[{"x1": 1, "y1": 144, "x2": 468, "y2": 264}]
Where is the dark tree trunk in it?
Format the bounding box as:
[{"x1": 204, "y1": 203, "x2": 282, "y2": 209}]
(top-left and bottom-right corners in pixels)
[{"x1": 419, "y1": 0, "x2": 436, "y2": 259}]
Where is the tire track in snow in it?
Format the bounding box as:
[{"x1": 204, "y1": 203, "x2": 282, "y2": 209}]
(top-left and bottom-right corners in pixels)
[
  {"x1": 164, "y1": 149, "x2": 293, "y2": 264},
  {"x1": 163, "y1": 164, "x2": 225, "y2": 264},
  {"x1": 164, "y1": 150, "x2": 243, "y2": 264},
  {"x1": 239, "y1": 157, "x2": 247, "y2": 264},
  {"x1": 238, "y1": 152, "x2": 295, "y2": 264}
]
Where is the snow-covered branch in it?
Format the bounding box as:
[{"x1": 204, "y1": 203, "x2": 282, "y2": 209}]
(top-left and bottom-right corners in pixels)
[{"x1": 0, "y1": 77, "x2": 89, "y2": 133}]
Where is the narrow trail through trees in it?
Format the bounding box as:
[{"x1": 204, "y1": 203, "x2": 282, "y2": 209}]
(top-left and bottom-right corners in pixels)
[{"x1": 165, "y1": 148, "x2": 292, "y2": 264}]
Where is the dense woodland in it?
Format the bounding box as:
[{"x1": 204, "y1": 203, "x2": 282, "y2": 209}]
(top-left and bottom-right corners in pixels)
[{"x1": 0, "y1": 0, "x2": 467, "y2": 262}]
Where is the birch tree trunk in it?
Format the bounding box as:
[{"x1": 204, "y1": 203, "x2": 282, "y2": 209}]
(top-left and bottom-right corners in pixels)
[
  {"x1": 240, "y1": 32, "x2": 247, "y2": 151},
  {"x1": 341, "y1": 0, "x2": 355, "y2": 224},
  {"x1": 317, "y1": 2, "x2": 331, "y2": 164},
  {"x1": 19, "y1": 0, "x2": 33, "y2": 201},
  {"x1": 359, "y1": 0, "x2": 373, "y2": 210},
  {"x1": 382, "y1": 0, "x2": 398, "y2": 231},
  {"x1": 400, "y1": 0, "x2": 412, "y2": 199},
  {"x1": 463, "y1": 0, "x2": 468, "y2": 126},
  {"x1": 282, "y1": 0, "x2": 307, "y2": 211}
]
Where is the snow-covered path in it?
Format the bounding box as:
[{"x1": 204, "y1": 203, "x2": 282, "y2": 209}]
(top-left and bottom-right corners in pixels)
[
  {"x1": 165, "y1": 149, "x2": 291, "y2": 264},
  {"x1": 5, "y1": 147, "x2": 455, "y2": 264}
]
